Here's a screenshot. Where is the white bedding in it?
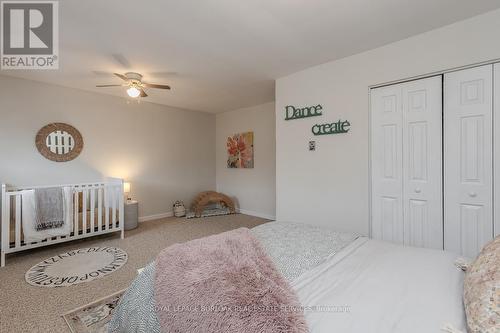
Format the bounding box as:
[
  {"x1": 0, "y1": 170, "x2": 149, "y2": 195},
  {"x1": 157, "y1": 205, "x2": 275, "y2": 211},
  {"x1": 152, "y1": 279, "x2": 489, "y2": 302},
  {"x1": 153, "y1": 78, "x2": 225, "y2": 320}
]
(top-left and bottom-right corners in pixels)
[
  {"x1": 292, "y1": 237, "x2": 467, "y2": 333},
  {"x1": 109, "y1": 223, "x2": 468, "y2": 333}
]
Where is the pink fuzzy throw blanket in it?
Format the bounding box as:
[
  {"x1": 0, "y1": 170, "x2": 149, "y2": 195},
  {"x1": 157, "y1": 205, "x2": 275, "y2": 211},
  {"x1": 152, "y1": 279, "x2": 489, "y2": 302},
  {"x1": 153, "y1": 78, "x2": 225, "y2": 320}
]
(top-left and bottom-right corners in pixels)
[{"x1": 154, "y1": 228, "x2": 308, "y2": 333}]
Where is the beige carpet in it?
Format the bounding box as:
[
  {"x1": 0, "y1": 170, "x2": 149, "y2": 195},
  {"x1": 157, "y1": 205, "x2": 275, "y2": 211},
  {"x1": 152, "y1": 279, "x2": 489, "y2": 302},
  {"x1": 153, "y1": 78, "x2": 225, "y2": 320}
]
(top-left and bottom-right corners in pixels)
[{"x1": 0, "y1": 214, "x2": 268, "y2": 333}]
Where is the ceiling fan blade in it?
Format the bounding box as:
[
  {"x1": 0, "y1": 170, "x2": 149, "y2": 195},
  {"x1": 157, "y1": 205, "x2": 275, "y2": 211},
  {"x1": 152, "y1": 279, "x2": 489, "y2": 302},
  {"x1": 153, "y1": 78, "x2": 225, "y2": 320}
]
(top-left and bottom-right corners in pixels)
[
  {"x1": 139, "y1": 88, "x2": 148, "y2": 97},
  {"x1": 92, "y1": 70, "x2": 113, "y2": 77},
  {"x1": 112, "y1": 54, "x2": 132, "y2": 69},
  {"x1": 143, "y1": 82, "x2": 171, "y2": 90},
  {"x1": 96, "y1": 84, "x2": 122, "y2": 87},
  {"x1": 114, "y1": 73, "x2": 128, "y2": 81}
]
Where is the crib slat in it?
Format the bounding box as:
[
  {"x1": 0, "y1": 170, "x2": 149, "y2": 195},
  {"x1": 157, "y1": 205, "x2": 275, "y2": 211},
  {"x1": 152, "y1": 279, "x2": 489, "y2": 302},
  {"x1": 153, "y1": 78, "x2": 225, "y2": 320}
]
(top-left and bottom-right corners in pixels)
[
  {"x1": 111, "y1": 186, "x2": 117, "y2": 230},
  {"x1": 98, "y1": 187, "x2": 103, "y2": 232},
  {"x1": 15, "y1": 195, "x2": 21, "y2": 247},
  {"x1": 105, "y1": 187, "x2": 110, "y2": 231},
  {"x1": 90, "y1": 187, "x2": 95, "y2": 233},
  {"x1": 74, "y1": 189, "x2": 79, "y2": 236},
  {"x1": 82, "y1": 188, "x2": 88, "y2": 235},
  {"x1": 2, "y1": 195, "x2": 10, "y2": 250}
]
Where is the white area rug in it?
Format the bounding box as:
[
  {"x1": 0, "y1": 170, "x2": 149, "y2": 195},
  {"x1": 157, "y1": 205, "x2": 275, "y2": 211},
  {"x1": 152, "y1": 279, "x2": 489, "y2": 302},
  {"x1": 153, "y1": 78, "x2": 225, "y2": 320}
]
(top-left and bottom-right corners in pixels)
[{"x1": 25, "y1": 247, "x2": 128, "y2": 287}]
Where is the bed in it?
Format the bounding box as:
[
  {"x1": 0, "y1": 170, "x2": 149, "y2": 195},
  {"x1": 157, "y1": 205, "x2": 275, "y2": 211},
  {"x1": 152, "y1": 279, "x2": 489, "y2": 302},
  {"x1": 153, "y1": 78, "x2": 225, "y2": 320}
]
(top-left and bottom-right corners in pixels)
[{"x1": 109, "y1": 221, "x2": 467, "y2": 333}]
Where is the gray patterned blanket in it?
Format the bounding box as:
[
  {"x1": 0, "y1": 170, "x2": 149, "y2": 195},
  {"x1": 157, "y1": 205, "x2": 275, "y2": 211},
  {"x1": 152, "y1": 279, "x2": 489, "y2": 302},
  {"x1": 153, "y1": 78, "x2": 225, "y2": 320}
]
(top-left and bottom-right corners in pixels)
[{"x1": 108, "y1": 222, "x2": 358, "y2": 333}]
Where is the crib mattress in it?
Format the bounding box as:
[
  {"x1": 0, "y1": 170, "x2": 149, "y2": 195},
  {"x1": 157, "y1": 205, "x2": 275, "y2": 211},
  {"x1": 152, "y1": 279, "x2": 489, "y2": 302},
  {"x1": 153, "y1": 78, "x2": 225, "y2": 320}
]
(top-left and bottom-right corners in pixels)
[{"x1": 8, "y1": 209, "x2": 119, "y2": 243}]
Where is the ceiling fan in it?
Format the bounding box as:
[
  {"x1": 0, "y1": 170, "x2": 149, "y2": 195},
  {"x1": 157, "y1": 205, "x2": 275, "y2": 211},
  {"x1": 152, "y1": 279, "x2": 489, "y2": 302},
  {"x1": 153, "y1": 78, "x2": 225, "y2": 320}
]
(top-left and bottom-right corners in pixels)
[{"x1": 96, "y1": 72, "x2": 171, "y2": 98}]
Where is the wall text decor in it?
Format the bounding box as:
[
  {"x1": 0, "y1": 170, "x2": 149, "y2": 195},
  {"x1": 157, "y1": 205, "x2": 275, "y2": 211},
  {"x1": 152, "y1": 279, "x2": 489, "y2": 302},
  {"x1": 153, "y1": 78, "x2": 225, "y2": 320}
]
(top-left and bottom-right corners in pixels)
[
  {"x1": 285, "y1": 104, "x2": 323, "y2": 120},
  {"x1": 312, "y1": 120, "x2": 350, "y2": 136}
]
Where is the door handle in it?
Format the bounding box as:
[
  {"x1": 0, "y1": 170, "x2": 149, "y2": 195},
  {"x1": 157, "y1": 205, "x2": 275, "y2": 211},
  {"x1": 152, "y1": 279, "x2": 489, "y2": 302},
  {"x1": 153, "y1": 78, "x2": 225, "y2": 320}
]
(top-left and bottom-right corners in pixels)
[
  {"x1": 414, "y1": 188, "x2": 421, "y2": 193},
  {"x1": 469, "y1": 192, "x2": 477, "y2": 198}
]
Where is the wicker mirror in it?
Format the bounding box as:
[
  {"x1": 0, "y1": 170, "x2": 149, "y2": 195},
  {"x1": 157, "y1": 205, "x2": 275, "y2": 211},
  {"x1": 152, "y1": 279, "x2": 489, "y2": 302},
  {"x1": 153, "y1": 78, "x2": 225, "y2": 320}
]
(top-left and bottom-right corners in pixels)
[{"x1": 36, "y1": 123, "x2": 83, "y2": 162}]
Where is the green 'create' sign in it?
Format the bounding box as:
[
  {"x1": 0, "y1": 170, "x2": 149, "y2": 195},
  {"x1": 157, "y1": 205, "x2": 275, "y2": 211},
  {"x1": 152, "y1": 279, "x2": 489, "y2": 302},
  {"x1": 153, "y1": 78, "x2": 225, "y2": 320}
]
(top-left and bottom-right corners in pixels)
[{"x1": 312, "y1": 120, "x2": 350, "y2": 136}]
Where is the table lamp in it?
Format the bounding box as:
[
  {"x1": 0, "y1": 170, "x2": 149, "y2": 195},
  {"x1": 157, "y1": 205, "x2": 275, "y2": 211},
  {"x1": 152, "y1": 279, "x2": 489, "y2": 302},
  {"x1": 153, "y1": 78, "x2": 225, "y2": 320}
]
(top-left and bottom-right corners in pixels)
[{"x1": 124, "y1": 182, "x2": 131, "y2": 202}]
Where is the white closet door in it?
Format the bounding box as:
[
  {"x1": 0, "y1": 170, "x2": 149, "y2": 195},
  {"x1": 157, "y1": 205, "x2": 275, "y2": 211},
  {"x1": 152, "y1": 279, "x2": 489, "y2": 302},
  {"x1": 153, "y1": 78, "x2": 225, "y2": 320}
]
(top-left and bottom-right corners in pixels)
[
  {"x1": 371, "y1": 76, "x2": 442, "y2": 247},
  {"x1": 495, "y1": 63, "x2": 500, "y2": 237},
  {"x1": 402, "y1": 77, "x2": 443, "y2": 249},
  {"x1": 371, "y1": 85, "x2": 404, "y2": 244},
  {"x1": 444, "y1": 65, "x2": 493, "y2": 258}
]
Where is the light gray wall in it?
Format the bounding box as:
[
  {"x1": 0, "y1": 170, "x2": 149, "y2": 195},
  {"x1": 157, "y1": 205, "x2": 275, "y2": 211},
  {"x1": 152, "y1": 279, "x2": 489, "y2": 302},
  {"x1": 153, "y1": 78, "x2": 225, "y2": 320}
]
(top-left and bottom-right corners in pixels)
[
  {"x1": 276, "y1": 9, "x2": 500, "y2": 234},
  {"x1": 0, "y1": 75, "x2": 216, "y2": 219},
  {"x1": 216, "y1": 102, "x2": 276, "y2": 219}
]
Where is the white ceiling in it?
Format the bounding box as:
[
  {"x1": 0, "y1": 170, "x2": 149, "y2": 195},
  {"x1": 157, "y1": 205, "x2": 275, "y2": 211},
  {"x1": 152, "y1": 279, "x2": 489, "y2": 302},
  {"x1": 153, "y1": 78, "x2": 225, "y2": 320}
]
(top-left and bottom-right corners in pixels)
[{"x1": 3, "y1": 0, "x2": 500, "y2": 113}]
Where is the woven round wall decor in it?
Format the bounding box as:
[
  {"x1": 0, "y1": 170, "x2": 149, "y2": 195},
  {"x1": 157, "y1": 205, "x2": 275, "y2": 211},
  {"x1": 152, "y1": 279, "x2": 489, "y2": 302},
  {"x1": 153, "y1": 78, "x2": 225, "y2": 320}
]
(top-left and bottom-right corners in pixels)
[{"x1": 35, "y1": 122, "x2": 84, "y2": 162}]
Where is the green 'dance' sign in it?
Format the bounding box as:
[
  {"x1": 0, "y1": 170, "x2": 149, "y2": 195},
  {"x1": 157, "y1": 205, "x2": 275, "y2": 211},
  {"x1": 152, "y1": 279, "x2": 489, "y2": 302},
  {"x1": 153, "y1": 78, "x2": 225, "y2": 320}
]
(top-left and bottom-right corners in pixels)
[{"x1": 285, "y1": 104, "x2": 323, "y2": 120}]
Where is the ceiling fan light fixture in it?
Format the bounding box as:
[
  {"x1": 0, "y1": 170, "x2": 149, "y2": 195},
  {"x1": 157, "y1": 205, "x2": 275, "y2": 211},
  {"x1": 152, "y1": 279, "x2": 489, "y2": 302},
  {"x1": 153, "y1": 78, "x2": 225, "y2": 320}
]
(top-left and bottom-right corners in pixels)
[
  {"x1": 97, "y1": 71, "x2": 168, "y2": 98},
  {"x1": 127, "y1": 86, "x2": 141, "y2": 98}
]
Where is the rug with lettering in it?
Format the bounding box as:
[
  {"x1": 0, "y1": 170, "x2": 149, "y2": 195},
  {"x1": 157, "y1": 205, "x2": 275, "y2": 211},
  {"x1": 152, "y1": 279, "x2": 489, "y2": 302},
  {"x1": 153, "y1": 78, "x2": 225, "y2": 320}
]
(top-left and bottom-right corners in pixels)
[
  {"x1": 62, "y1": 289, "x2": 126, "y2": 333},
  {"x1": 25, "y1": 247, "x2": 128, "y2": 287}
]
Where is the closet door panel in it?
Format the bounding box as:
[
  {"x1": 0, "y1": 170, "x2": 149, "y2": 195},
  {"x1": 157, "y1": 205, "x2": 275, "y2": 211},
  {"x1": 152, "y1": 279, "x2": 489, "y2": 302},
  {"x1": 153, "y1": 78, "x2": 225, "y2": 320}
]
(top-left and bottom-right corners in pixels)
[
  {"x1": 495, "y1": 63, "x2": 500, "y2": 237},
  {"x1": 402, "y1": 76, "x2": 443, "y2": 249},
  {"x1": 444, "y1": 65, "x2": 493, "y2": 258},
  {"x1": 371, "y1": 86, "x2": 404, "y2": 244}
]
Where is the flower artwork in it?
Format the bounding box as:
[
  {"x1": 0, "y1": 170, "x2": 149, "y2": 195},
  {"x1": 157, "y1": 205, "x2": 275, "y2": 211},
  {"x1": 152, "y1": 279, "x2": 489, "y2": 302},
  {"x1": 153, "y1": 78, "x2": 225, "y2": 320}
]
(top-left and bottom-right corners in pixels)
[{"x1": 227, "y1": 132, "x2": 254, "y2": 168}]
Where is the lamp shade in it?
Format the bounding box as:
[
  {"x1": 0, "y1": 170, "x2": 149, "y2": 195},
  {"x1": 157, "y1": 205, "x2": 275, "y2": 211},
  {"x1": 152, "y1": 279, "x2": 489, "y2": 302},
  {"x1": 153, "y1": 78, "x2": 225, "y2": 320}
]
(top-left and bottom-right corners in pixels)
[{"x1": 123, "y1": 182, "x2": 131, "y2": 194}]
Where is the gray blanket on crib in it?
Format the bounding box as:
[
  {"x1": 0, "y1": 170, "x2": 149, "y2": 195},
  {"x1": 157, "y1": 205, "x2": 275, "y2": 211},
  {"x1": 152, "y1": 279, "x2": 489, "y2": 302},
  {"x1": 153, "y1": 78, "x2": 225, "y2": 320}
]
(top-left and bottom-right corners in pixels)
[
  {"x1": 34, "y1": 187, "x2": 65, "y2": 231},
  {"x1": 108, "y1": 222, "x2": 358, "y2": 333}
]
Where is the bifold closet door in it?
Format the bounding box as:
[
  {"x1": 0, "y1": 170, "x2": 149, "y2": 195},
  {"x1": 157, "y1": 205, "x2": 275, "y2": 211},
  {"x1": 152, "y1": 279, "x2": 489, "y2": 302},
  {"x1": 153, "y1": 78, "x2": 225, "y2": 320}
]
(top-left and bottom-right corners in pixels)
[
  {"x1": 371, "y1": 76, "x2": 443, "y2": 248},
  {"x1": 444, "y1": 65, "x2": 493, "y2": 258},
  {"x1": 371, "y1": 84, "x2": 404, "y2": 244},
  {"x1": 402, "y1": 77, "x2": 443, "y2": 249}
]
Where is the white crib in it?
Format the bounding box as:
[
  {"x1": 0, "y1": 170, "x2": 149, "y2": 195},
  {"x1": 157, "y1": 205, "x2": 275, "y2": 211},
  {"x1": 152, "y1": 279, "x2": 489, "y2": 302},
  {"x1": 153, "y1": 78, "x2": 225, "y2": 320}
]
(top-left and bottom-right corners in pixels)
[{"x1": 0, "y1": 179, "x2": 124, "y2": 267}]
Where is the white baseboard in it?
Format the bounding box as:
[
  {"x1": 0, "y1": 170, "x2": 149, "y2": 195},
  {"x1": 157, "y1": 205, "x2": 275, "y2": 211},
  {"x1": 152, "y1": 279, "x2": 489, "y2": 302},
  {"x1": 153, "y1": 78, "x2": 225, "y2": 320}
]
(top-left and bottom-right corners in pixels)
[
  {"x1": 237, "y1": 209, "x2": 276, "y2": 221},
  {"x1": 138, "y1": 211, "x2": 174, "y2": 223}
]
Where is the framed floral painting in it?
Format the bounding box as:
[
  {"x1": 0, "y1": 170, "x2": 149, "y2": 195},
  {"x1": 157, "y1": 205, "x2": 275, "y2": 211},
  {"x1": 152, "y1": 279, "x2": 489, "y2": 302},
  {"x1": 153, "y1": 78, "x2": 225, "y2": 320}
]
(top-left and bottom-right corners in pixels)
[{"x1": 227, "y1": 132, "x2": 254, "y2": 168}]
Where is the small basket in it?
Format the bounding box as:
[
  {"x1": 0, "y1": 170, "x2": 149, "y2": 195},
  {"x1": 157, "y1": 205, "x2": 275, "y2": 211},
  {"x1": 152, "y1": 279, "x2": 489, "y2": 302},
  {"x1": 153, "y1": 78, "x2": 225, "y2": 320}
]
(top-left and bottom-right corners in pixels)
[{"x1": 173, "y1": 200, "x2": 186, "y2": 217}]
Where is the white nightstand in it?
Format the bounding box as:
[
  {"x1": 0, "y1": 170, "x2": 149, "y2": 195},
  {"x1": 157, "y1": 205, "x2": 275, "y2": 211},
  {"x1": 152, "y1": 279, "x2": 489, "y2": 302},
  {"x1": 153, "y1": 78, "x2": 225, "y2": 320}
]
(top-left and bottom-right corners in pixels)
[{"x1": 124, "y1": 200, "x2": 138, "y2": 230}]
